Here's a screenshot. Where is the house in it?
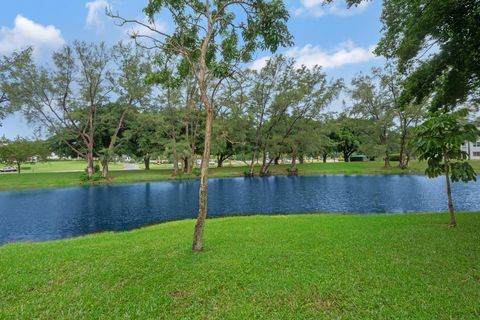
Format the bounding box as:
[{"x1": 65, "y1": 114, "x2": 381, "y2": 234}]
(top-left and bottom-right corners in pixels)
[{"x1": 461, "y1": 140, "x2": 480, "y2": 160}]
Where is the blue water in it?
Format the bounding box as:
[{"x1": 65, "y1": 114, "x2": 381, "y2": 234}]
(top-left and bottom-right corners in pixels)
[{"x1": 0, "y1": 175, "x2": 478, "y2": 244}]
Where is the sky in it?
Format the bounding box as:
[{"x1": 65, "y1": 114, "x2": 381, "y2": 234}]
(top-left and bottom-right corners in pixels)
[{"x1": 0, "y1": 0, "x2": 385, "y2": 138}]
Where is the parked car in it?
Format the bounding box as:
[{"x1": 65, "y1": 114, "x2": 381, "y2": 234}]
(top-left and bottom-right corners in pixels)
[{"x1": 0, "y1": 166, "x2": 18, "y2": 172}]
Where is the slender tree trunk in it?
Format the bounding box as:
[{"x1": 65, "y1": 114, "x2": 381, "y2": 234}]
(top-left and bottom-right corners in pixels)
[
  {"x1": 17, "y1": 161, "x2": 21, "y2": 174},
  {"x1": 274, "y1": 156, "x2": 280, "y2": 165},
  {"x1": 299, "y1": 154, "x2": 304, "y2": 164},
  {"x1": 343, "y1": 152, "x2": 349, "y2": 162},
  {"x1": 171, "y1": 138, "x2": 178, "y2": 177},
  {"x1": 398, "y1": 131, "x2": 407, "y2": 168},
  {"x1": 322, "y1": 154, "x2": 327, "y2": 163},
  {"x1": 291, "y1": 153, "x2": 297, "y2": 168},
  {"x1": 144, "y1": 155, "x2": 150, "y2": 170},
  {"x1": 248, "y1": 150, "x2": 257, "y2": 176},
  {"x1": 260, "y1": 158, "x2": 274, "y2": 176},
  {"x1": 102, "y1": 109, "x2": 127, "y2": 178},
  {"x1": 192, "y1": 107, "x2": 214, "y2": 252},
  {"x1": 444, "y1": 158, "x2": 456, "y2": 226},
  {"x1": 183, "y1": 157, "x2": 190, "y2": 173}
]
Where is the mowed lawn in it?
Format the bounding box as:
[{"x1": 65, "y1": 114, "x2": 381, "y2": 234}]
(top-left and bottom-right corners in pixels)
[
  {"x1": 0, "y1": 213, "x2": 479, "y2": 319},
  {"x1": 17, "y1": 160, "x2": 124, "y2": 172},
  {"x1": 2, "y1": 160, "x2": 480, "y2": 191}
]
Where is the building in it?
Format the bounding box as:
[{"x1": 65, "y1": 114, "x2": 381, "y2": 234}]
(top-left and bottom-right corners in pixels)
[{"x1": 461, "y1": 140, "x2": 480, "y2": 160}]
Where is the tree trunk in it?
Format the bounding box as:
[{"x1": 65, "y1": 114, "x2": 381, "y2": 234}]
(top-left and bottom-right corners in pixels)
[
  {"x1": 217, "y1": 155, "x2": 224, "y2": 168},
  {"x1": 274, "y1": 156, "x2": 280, "y2": 165},
  {"x1": 444, "y1": 159, "x2": 456, "y2": 226},
  {"x1": 183, "y1": 157, "x2": 190, "y2": 173},
  {"x1": 322, "y1": 154, "x2": 327, "y2": 163},
  {"x1": 192, "y1": 107, "x2": 214, "y2": 252},
  {"x1": 384, "y1": 151, "x2": 391, "y2": 168},
  {"x1": 291, "y1": 153, "x2": 297, "y2": 168},
  {"x1": 171, "y1": 138, "x2": 178, "y2": 177},
  {"x1": 144, "y1": 155, "x2": 150, "y2": 170},
  {"x1": 101, "y1": 159, "x2": 108, "y2": 177},
  {"x1": 398, "y1": 132, "x2": 407, "y2": 168},
  {"x1": 343, "y1": 152, "x2": 349, "y2": 162},
  {"x1": 248, "y1": 150, "x2": 257, "y2": 176},
  {"x1": 17, "y1": 161, "x2": 21, "y2": 174},
  {"x1": 86, "y1": 149, "x2": 94, "y2": 178},
  {"x1": 299, "y1": 155, "x2": 304, "y2": 164}
]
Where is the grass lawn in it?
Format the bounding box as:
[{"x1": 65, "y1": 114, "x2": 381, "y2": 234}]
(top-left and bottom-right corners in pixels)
[
  {"x1": 0, "y1": 213, "x2": 479, "y2": 319},
  {"x1": 17, "y1": 160, "x2": 124, "y2": 173},
  {"x1": 1, "y1": 160, "x2": 480, "y2": 191}
]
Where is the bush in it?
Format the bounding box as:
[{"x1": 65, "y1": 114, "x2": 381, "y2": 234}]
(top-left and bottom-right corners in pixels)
[
  {"x1": 389, "y1": 154, "x2": 400, "y2": 161},
  {"x1": 84, "y1": 164, "x2": 101, "y2": 173},
  {"x1": 79, "y1": 173, "x2": 89, "y2": 181},
  {"x1": 192, "y1": 168, "x2": 201, "y2": 177},
  {"x1": 92, "y1": 172, "x2": 103, "y2": 181}
]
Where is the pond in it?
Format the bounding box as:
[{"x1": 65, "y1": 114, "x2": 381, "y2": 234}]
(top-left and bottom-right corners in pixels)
[{"x1": 0, "y1": 175, "x2": 479, "y2": 244}]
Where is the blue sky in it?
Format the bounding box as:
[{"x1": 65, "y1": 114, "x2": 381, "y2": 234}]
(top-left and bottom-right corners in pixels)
[{"x1": 0, "y1": 0, "x2": 384, "y2": 138}]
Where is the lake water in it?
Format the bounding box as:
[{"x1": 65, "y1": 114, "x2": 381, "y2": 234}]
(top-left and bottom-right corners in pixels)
[{"x1": 0, "y1": 175, "x2": 478, "y2": 244}]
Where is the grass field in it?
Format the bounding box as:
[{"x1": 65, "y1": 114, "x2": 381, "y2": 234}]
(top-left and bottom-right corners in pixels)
[
  {"x1": 16, "y1": 160, "x2": 124, "y2": 172},
  {"x1": 1, "y1": 160, "x2": 480, "y2": 191},
  {"x1": 1, "y1": 213, "x2": 479, "y2": 319}
]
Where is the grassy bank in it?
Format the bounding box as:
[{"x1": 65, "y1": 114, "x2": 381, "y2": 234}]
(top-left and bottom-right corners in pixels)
[
  {"x1": 1, "y1": 160, "x2": 479, "y2": 191},
  {"x1": 1, "y1": 213, "x2": 479, "y2": 319},
  {"x1": 18, "y1": 160, "x2": 124, "y2": 172}
]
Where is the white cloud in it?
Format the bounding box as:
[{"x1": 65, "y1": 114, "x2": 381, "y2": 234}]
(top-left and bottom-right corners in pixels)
[
  {"x1": 0, "y1": 15, "x2": 65, "y2": 55},
  {"x1": 294, "y1": 0, "x2": 371, "y2": 17},
  {"x1": 85, "y1": 0, "x2": 110, "y2": 29},
  {"x1": 250, "y1": 41, "x2": 377, "y2": 70}
]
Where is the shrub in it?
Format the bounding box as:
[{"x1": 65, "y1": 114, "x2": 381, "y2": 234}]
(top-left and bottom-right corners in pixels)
[
  {"x1": 192, "y1": 168, "x2": 201, "y2": 176},
  {"x1": 79, "y1": 173, "x2": 89, "y2": 181},
  {"x1": 92, "y1": 172, "x2": 103, "y2": 181},
  {"x1": 389, "y1": 154, "x2": 400, "y2": 161}
]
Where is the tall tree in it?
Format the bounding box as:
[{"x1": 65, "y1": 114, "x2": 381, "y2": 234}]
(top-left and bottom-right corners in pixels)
[
  {"x1": 110, "y1": 0, "x2": 293, "y2": 251},
  {"x1": 350, "y1": 69, "x2": 395, "y2": 167},
  {"x1": 412, "y1": 109, "x2": 479, "y2": 226},
  {"x1": 3, "y1": 42, "x2": 114, "y2": 178},
  {"x1": 98, "y1": 44, "x2": 152, "y2": 177}
]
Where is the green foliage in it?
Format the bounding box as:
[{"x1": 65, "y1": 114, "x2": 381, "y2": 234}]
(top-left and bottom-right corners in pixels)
[
  {"x1": 0, "y1": 138, "x2": 49, "y2": 172},
  {"x1": 412, "y1": 109, "x2": 479, "y2": 182},
  {"x1": 375, "y1": 0, "x2": 480, "y2": 110},
  {"x1": 137, "y1": 0, "x2": 293, "y2": 87}
]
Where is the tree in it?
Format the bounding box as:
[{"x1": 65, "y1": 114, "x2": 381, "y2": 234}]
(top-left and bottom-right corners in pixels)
[
  {"x1": 110, "y1": 0, "x2": 293, "y2": 251},
  {"x1": 0, "y1": 138, "x2": 49, "y2": 173},
  {"x1": 375, "y1": 0, "x2": 480, "y2": 111},
  {"x1": 412, "y1": 109, "x2": 479, "y2": 226},
  {"x1": 379, "y1": 65, "x2": 425, "y2": 168},
  {"x1": 98, "y1": 44, "x2": 152, "y2": 177},
  {"x1": 124, "y1": 112, "x2": 165, "y2": 170},
  {"x1": 3, "y1": 42, "x2": 114, "y2": 178},
  {"x1": 331, "y1": 117, "x2": 360, "y2": 162},
  {"x1": 350, "y1": 69, "x2": 395, "y2": 167}
]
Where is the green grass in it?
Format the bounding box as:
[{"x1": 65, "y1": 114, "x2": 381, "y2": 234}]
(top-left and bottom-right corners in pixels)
[
  {"x1": 17, "y1": 160, "x2": 124, "y2": 172},
  {"x1": 1, "y1": 213, "x2": 479, "y2": 319},
  {"x1": 1, "y1": 160, "x2": 480, "y2": 191}
]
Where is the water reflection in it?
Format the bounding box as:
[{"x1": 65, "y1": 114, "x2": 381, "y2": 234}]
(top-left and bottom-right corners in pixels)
[{"x1": 0, "y1": 175, "x2": 478, "y2": 244}]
